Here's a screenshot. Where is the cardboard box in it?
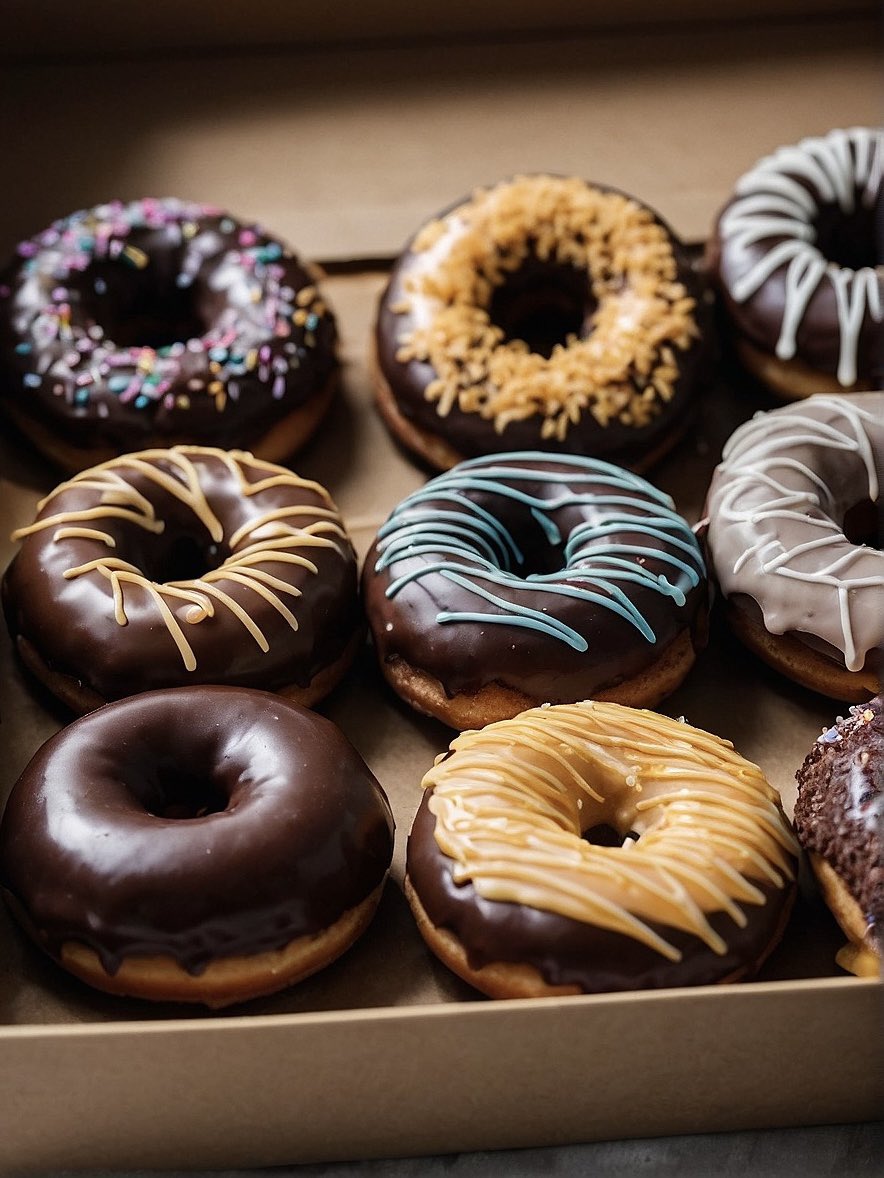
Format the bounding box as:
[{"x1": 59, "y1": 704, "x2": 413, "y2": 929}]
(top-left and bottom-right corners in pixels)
[{"x1": 0, "y1": 9, "x2": 881, "y2": 1170}]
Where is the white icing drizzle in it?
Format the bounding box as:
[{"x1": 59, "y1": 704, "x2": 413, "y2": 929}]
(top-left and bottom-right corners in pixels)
[
  {"x1": 422, "y1": 702, "x2": 797, "y2": 959},
  {"x1": 707, "y1": 394, "x2": 884, "y2": 671},
  {"x1": 718, "y1": 127, "x2": 883, "y2": 386},
  {"x1": 12, "y1": 446, "x2": 349, "y2": 671}
]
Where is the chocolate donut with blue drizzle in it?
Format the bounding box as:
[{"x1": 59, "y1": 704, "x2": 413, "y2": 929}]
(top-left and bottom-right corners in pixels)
[{"x1": 362, "y1": 452, "x2": 708, "y2": 729}]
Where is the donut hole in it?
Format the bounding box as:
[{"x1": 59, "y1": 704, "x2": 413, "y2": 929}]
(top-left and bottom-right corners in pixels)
[
  {"x1": 488, "y1": 255, "x2": 594, "y2": 358},
  {"x1": 82, "y1": 257, "x2": 207, "y2": 349},
  {"x1": 136, "y1": 530, "x2": 226, "y2": 584},
  {"x1": 812, "y1": 201, "x2": 880, "y2": 271},
  {"x1": 143, "y1": 763, "x2": 229, "y2": 820},
  {"x1": 842, "y1": 498, "x2": 882, "y2": 549},
  {"x1": 517, "y1": 530, "x2": 566, "y2": 576},
  {"x1": 584, "y1": 823, "x2": 640, "y2": 847}
]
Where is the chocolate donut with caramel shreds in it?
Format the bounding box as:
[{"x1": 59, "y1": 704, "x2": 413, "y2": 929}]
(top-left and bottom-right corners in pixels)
[
  {"x1": 363, "y1": 451, "x2": 708, "y2": 729},
  {"x1": 0, "y1": 198, "x2": 337, "y2": 472},
  {"x1": 794, "y1": 696, "x2": 883, "y2": 978},
  {"x1": 3, "y1": 446, "x2": 361, "y2": 713},
  {"x1": 373, "y1": 175, "x2": 708, "y2": 472}
]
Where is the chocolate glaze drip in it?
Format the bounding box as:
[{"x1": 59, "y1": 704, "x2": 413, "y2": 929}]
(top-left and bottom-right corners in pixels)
[
  {"x1": 363, "y1": 453, "x2": 708, "y2": 701},
  {"x1": 3, "y1": 448, "x2": 360, "y2": 701},
  {"x1": 0, "y1": 687, "x2": 394, "y2": 974},
  {"x1": 375, "y1": 180, "x2": 710, "y2": 467},
  {"x1": 408, "y1": 795, "x2": 793, "y2": 991},
  {"x1": 794, "y1": 695, "x2": 883, "y2": 931},
  {"x1": 0, "y1": 198, "x2": 337, "y2": 456}
]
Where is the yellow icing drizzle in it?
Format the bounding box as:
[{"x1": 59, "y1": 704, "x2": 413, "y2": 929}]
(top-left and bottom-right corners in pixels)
[
  {"x1": 11, "y1": 446, "x2": 350, "y2": 672},
  {"x1": 422, "y1": 701, "x2": 798, "y2": 960}
]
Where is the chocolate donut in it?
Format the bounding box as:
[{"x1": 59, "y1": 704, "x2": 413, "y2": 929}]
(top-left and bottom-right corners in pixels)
[
  {"x1": 708, "y1": 127, "x2": 883, "y2": 398},
  {"x1": 373, "y1": 175, "x2": 708, "y2": 471},
  {"x1": 704, "y1": 393, "x2": 884, "y2": 700},
  {"x1": 794, "y1": 696, "x2": 882, "y2": 978},
  {"x1": 0, "y1": 198, "x2": 337, "y2": 472},
  {"x1": 363, "y1": 451, "x2": 708, "y2": 729},
  {"x1": 406, "y1": 701, "x2": 798, "y2": 998},
  {"x1": 3, "y1": 446, "x2": 361, "y2": 713},
  {"x1": 0, "y1": 687, "x2": 395, "y2": 1006}
]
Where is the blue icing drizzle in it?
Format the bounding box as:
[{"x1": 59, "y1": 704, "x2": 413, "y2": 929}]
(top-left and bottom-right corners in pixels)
[{"x1": 375, "y1": 452, "x2": 704, "y2": 649}]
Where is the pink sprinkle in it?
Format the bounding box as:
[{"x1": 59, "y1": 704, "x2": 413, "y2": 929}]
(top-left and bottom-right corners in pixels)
[
  {"x1": 272, "y1": 375, "x2": 286, "y2": 399},
  {"x1": 239, "y1": 229, "x2": 257, "y2": 247}
]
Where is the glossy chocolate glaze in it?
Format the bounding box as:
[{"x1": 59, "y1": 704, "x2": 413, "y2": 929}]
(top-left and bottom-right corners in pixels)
[
  {"x1": 0, "y1": 687, "x2": 394, "y2": 974},
  {"x1": 709, "y1": 129, "x2": 883, "y2": 387},
  {"x1": 375, "y1": 179, "x2": 710, "y2": 468},
  {"x1": 3, "y1": 448, "x2": 360, "y2": 702},
  {"x1": 794, "y1": 696, "x2": 883, "y2": 931},
  {"x1": 0, "y1": 198, "x2": 337, "y2": 456},
  {"x1": 363, "y1": 453, "x2": 708, "y2": 701},
  {"x1": 408, "y1": 795, "x2": 793, "y2": 991}
]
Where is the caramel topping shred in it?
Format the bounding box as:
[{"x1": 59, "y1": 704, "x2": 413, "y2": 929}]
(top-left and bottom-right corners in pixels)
[{"x1": 395, "y1": 176, "x2": 699, "y2": 440}]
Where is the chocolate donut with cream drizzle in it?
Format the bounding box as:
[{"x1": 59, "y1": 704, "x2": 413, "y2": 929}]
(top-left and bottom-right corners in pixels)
[
  {"x1": 406, "y1": 701, "x2": 798, "y2": 997},
  {"x1": 3, "y1": 446, "x2": 360, "y2": 713},
  {"x1": 363, "y1": 451, "x2": 708, "y2": 729},
  {"x1": 704, "y1": 393, "x2": 884, "y2": 699},
  {"x1": 0, "y1": 686, "x2": 395, "y2": 1006},
  {"x1": 708, "y1": 127, "x2": 883, "y2": 397},
  {"x1": 0, "y1": 198, "x2": 337, "y2": 472}
]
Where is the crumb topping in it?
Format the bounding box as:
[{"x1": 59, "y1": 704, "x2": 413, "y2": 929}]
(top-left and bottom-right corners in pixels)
[{"x1": 394, "y1": 176, "x2": 699, "y2": 440}]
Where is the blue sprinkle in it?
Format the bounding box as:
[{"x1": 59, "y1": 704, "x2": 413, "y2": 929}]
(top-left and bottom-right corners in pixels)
[
  {"x1": 15, "y1": 342, "x2": 32, "y2": 354},
  {"x1": 74, "y1": 388, "x2": 90, "y2": 405},
  {"x1": 220, "y1": 218, "x2": 235, "y2": 233},
  {"x1": 94, "y1": 277, "x2": 107, "y2": 295},
  {"x1": 23, "y1": 372, "x2": 41, "y2": 387},
  {"x1": 134, "y1": 394, "x2": 150, "y2": 409},
  {"x1": 305, "y1": 313, "x2": 319, "y2": 331},
  {"x1": 819, "y1": 726, "x2": 842, "y2": 745},
  {"x1": 108, "y1": 375, "x2": 130, "y2": 393},
  {"x1": 176, "y1": 272, "x2": 193, "y2": 288},
  {"x1": 259, "y1": 242, "x2": 282, "y2": 262},
  {"x1": 209, "y1": 346, "x2": 228, "y2": 362}
]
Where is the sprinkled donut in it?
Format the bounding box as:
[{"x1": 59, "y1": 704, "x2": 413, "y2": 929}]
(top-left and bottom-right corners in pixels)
[
  {"x1": 3, "y1": 446, "x2": 361, "y2": 713},
  {"x1": 0, "y1": 687, "x2": 395, "y2": 1006},
  {"x1": 794, "y1": 695, "x2": 882, "y2": 978},
  {"x1": 704, "y1": 393, "x2": 884, "y2": 700},
  {"x1": 0, "y1": 198, "x2": 337, "y2": 472},
  {"x1": 363, "y1": 452, "x2": 708, "y2": 729},
  {"x1": 708, "y1": 127, "x2": 883, "y2": 398},
  {"x1": 406, "y1": 701, "x2": 798, "y2": 997},
  {"x1": 374, "y1": 175, "x2": 708, "y2": 471}
]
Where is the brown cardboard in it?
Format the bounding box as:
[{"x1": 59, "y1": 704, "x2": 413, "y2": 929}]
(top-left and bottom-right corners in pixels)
[{"x1": 0, "y1": 15, "x2": 882, "y2": 1171}]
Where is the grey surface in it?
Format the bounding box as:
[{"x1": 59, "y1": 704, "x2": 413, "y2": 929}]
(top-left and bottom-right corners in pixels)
[{"x1": 30, "y1": 1122, "x2": 884, "y2": 1177}]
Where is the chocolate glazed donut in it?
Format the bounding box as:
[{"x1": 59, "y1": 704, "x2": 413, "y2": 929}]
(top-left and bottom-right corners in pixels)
[
  {"x1": 374, "y1": 175, "x2": 710, "y2": 472},
  {"x1": 406, "y1": 702, "x2": 798, "y2": 998},
  {"x1": 0, "y1": 687, "x2": 395, "y2": 1006},
  {"x1": 363, "y1": 451, "x2": 708, "y2": 728},
  {"x1": 3, "y1": 446, "x2": 361, "y2": 713},
  {"x1": 0, "y1": 197, "x2": 337, "y2": 471}
]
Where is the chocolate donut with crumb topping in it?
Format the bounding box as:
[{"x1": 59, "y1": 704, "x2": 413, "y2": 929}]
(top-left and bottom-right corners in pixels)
[
  {"x1": 794, "y1": 696, "x2": 882, "y2": 977},
  {"x1": 373, "y1": 175, "x2": 709, "y2": 472}
]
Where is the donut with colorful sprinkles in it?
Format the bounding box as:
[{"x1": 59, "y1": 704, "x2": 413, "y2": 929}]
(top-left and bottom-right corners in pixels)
[
  {"x1": 0, "y1": 198, "x2": 337, "y2": 472},
  {"x1": 362, "y1": 451, "x2": 709, "y2": 729}
]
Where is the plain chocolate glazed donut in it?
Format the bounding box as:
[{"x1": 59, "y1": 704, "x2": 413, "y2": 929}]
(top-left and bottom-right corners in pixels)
[
  {"x1": 373, "y1": 175, "x2": 709, "y2": 472},
  {"x1": 0, "y1": 687, "x2": 395, "y2": 1005},
  {"x1": 363, "y1": 451, "x2": 708, "y2": 728},
  {"x1": 0, "y1": 198, "x2": 337, "y2": 471},
  {"x1": 3, "y1": 446, "x2": 361, "y2": 713}
]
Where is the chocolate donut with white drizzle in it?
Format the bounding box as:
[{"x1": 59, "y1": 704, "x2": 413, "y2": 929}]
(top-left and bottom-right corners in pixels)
[
  {"x1": 363, "y1": 451, "x2": 708, "y2": 729},
  {"x1": 3, "y1": 446, "x2": 361, "y2": 713},
  {"x1": 704, "y1": 393, "x2": 884, "y2": 700},
  {"x1": 708, "y1": 127, "x2": 883, "y2": 397}
]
